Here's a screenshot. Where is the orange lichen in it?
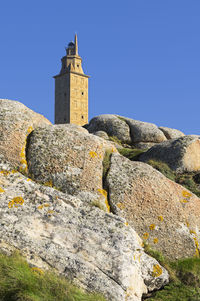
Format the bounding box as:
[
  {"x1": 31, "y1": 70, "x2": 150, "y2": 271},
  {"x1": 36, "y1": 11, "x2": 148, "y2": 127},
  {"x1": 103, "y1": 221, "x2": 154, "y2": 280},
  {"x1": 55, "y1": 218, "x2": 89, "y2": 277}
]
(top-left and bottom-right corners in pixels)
[
  {"x1": 89, "y1": 151, "x2": 98, "y2": 158},
  {"x1": 158, "y1": 216, "x2": 163, "y2": 222},
  {"x1": 142, "y1": 232, "x2": 149, "y2": 240},
  {"x1": 152, "y1": 264, "x2": 163, "y2": 277},
  {"x1": 0, "y1": 187, "x2": 5, "y2": 193},
  {"x1": 149, "y1": 224, "x2": 156, "y2": 231},
  {"x1": 153, "y1": 238, "x2": 159, "y2": 244}
]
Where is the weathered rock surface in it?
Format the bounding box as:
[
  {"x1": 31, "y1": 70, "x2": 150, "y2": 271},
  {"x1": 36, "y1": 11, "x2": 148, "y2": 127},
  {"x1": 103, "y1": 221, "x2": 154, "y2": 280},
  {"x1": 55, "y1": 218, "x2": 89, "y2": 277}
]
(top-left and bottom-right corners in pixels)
[
  {"x1": 0, "y1": 99, "x2": 51, "y2": 173},
  {"x1": 87, "y1": 114, "x2": 132, "y2": 144},
  {"x1": 93, "y1": 130, "x2": 109, "y2": 140},
  {"x1": 106, "y1": 152, "x2": 200, "y2": 259},
  {"x1": 0, "y1": 160, "x2": 169, "y2": 301},
  {"x1": 139, "y1": 135, "x2": 200, "y2": 173},
  {"x1": 27, "y1": 124, "x2": 117, "y2": 210},
  {"x1": 123, "y1": 117, "x2": 167, "y2": 143},
  {"x1": 159, "y1": 126, "x2": 185, "y2": 139}
]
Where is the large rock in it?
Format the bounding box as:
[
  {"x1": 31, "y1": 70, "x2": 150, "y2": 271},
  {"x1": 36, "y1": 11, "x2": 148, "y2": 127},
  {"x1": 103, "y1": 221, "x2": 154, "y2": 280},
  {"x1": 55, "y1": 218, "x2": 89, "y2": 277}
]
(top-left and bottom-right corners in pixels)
[
  {"x1": 87, "y1": 114, "x2": 132, "y2": 144},
  {"x1": 0, "y1": 160, "x2": 169, "y2": 301},
  {"x1": 106, "y1": 153, "x2": 200, "y2": 259},
  {"x1": 0, "y1": 99, "x2": 51, "y2": 173},
  {"x1": 159, "y1": 126, "x2": 185, "y2": 139},
  {"x1": 139, "y1": 135, "x2": 200, "y2": 173},
  {"x1": 123, "y1": 117, "x2": 167, "y2": 144},
  {"x1": 27, "y1": 124, "x2": 117, "y2": 210}
]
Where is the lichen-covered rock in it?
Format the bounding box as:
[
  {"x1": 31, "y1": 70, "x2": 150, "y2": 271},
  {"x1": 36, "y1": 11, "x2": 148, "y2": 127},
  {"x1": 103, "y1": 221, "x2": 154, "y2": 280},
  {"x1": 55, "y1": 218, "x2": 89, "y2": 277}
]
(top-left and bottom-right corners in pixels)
[
  {"x1": 0, "y1": 161, "x2": 169, "y2": 301},
  {"x1": 123, "y1": 117, "x2": 166, "y2": 143},
  {"x1": 0, "y1": 99, "x2": 51, "y2": 173},
  {"x1": 139, "y1": 135, "x2": 200, "y2": 173},
  {"x1": 27, "y1": 124, "x2": 117, "y2": 210},
  {"x1": 106, "y1": 153, "x2": 200, "y2": 259},
  {"x1": 87, "y1": 114, "x2": 131, "y2": 144},
  {"x1": 159, "y1": 126, "x2": 185, "y2": 139}
]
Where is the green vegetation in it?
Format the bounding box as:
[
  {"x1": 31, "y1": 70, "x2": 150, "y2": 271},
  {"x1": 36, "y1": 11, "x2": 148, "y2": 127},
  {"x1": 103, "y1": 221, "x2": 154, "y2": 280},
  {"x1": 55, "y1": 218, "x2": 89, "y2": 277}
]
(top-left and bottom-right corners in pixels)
[
  {"x1": 147, "y1": 160, "x2": 175, "y2": 181},
  {"x1": 146, "y1": 160, "x2": 200, "y2": 198},
  {"x1": 102, "y1": 149, "x2": 113, "y2": 180},
  {"x1": 118, "y1": 147, "x2": 147, "y2": 161},
  {"x1": 0, "y1": 252, "x2": 107, "y2": 301},
  {"x1": 143, "y1": 244, "x2": 200, "y2": 301},
  {"x1": 108, "y1": 135, "x2": 122, "y2": 145}
]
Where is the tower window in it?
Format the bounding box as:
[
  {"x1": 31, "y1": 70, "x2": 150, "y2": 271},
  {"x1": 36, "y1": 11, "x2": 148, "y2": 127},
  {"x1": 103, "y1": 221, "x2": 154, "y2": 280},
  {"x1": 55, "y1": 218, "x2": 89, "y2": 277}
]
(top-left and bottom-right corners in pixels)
[
  {"x1": 82, "y1": 92, "x2": 84, "y2": 95},
  {"x1": 81, "y1": 115, "x2": 84, "y2": 119},
  {"x1": 77, "y1": 64, "x2": 79, "y2": 68}
]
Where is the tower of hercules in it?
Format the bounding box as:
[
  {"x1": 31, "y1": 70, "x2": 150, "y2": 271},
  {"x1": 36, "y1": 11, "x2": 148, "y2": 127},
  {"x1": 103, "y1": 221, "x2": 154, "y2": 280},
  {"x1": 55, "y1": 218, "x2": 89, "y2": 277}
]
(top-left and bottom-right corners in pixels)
[{"x1": 54, "y1": 34, "x2": 89, "y2": 126}]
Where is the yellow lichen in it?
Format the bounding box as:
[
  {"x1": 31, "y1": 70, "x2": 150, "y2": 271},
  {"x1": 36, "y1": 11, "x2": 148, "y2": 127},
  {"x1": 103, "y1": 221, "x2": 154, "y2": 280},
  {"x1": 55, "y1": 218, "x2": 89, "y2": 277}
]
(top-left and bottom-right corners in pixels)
[
  {"x1": 0, "y1": 170, "x2": 10, "y2": 176},
  {"x1": 124, "y1": 222, "x2": 128, "y2": 226},
  {"x1": 8, "y1": 197, "x2": 24, "y2": 208},
  {"x1": 149, "y1": 224, "x2": 156, "y2": 231},
  {"x1": 31, "y1": 267, "x2": 44, "y2": 274},
  {"x1": 97, "y1": 188, "x2": 110, "y2": 212},
  {"x1": 142, "y1": 232, "x2": 149, "y2": 240},
  {"x1": 89, "y1": 151, "x2": 98, "y2": 158},
  {"x1": 44, "y1": 203, "x2": 50, "y2": 207},
  {"x1": 27, "y1": 126, "x2": 33, "y2": 134},
  {"x1": 37, "y1": 205, "x2": 44, "y2": 210},
  {"x1": 44, "y1": 180, "x2": 53, "y2": 187},
  {"x1": 182, "y1": 190, "x2": 192, "y2": 198},
  {"x1": 180, "y1": 199, "x2": 189, "y2": 204},
  {"x1": 117, "y1": 202, "x2": 125, "y2": 210},
  {"x1": 152, "y1": 264, "x2": 163, "y2": 277},
  {"x1": 158, "y1": 215, "x2": 164, "y2": 222},
  {"x1": 190, "y1": 230, "x2": 197, "y2": 235},
  {"x1": 47, "y1": 210, "x2": 54, "y2": 214},
  {"x1": 153, "y1": 238, "x2": 159, "y2": 244},
  {"x1": 0, "y1": 187, "x2": 5, "y2": 193}
]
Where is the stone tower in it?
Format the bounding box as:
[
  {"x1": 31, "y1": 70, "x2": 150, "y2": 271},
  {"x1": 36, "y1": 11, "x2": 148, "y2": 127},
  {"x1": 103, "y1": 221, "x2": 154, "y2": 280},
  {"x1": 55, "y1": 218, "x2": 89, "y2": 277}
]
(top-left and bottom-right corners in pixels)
[{"x1": 54, "y1": 34, "x2": 89, "y2": 126}]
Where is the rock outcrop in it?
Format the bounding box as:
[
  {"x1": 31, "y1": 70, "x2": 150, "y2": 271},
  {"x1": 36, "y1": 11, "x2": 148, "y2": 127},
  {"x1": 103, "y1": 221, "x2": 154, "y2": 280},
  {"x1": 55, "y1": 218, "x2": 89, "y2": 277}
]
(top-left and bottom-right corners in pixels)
[
  {"x1": 0, "y1": 159, "x2": 169, "y2": 301},
  {"x1": 0, "y1": 99, "x2": 51, "y2": 173},
  {"x1": 87, "y1": 114, "x2": 132, "y2": 144},
  {"x1": 159, "y1": 126, "x2": 185, "y2": 139},
  {"x1": 26, "y1": 124, "x2": 117, "y2": 210},
  {"x1": 139, "y1": 135, "x2": 200, "y2": 173},
  {"x1": 105, "y1": 152, "x2": 200, "y2": 259},
  {"x1": 87, "y1": 114, "x2": 184, "y2": 149}
]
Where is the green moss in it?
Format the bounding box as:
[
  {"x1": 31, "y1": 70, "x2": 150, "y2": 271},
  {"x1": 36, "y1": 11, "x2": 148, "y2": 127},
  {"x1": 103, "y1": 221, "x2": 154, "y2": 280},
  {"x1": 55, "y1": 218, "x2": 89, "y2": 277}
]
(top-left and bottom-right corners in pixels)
[
  {"x1": 143, "y1": 244, "x2": 200, "y2": 301},
  {"x1": 0, "y1": 252, "x2": 107, "y2": 301},
  {"x1": 118, "y1": 147, "x2": 147, "y2": 161}
]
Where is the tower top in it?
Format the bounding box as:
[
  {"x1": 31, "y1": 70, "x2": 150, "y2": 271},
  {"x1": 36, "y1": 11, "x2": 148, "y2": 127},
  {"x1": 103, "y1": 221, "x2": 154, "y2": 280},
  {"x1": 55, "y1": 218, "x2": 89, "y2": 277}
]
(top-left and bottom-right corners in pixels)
[{"x1": 66, "y1": 34, "x2": 79, "y2": 56}]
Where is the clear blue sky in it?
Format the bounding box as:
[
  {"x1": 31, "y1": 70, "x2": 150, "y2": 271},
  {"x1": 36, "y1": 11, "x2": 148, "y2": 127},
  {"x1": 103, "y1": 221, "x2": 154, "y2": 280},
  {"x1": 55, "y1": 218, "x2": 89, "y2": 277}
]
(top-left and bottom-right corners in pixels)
[{"x1": 0, "y1": 0, "x2": 199, "y2": 134}]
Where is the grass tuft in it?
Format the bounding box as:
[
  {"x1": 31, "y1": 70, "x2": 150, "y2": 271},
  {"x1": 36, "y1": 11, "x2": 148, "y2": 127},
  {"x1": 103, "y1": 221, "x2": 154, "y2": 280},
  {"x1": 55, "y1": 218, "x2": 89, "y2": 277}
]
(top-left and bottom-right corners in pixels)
[
  {"x1": 143, "y1": 244, "x2": 200, "y2": 300},
  {"x1": 0, "y1": 252, "x2": 107, "y2": 301},
  {"x1": 118, "y1": 147, "x2": 147, "y2": 161}
]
